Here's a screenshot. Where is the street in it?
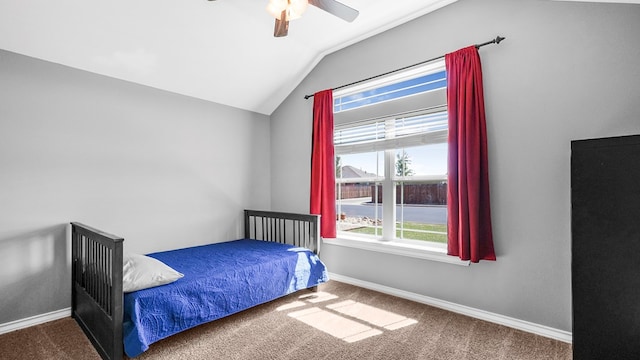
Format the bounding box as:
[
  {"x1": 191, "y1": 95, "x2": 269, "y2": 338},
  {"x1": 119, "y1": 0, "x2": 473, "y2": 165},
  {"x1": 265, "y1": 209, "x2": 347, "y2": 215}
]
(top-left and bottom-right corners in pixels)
[{"x1": 337, "y1": 198, "x2": 446, "y2": 224}]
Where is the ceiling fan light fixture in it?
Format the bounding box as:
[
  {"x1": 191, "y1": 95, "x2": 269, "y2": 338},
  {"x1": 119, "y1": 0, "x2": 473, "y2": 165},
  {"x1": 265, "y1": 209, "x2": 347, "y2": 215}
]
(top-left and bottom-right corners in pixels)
[
  {"x1": 266, "y1": 0, "x2": 308, "y2": 21},
  {"x1": 266, "y1": 0, "x2": 286, "y2": 18}
]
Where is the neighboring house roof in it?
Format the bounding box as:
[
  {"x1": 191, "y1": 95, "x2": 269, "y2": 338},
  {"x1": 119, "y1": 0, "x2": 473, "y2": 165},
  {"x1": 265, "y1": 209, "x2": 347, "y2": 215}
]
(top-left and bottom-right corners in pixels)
[{"x1": 340, "y1": 165, "x2": 377, "y2": 178}]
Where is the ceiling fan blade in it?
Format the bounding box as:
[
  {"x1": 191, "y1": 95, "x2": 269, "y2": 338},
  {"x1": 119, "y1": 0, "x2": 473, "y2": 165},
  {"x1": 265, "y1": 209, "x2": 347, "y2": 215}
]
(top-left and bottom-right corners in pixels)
[
  {"x1": 274, "y1": 10, "x2": 289, "y2": 37},
  {"x1": 309, "y1": 0, "x2": 359, "y2": 22}
]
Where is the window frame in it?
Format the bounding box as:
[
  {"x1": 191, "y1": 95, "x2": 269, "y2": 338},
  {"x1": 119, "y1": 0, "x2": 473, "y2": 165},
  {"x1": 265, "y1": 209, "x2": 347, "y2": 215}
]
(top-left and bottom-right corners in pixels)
[{"x1": 328, "y1": 61, "x2": 469, "y2": 265}]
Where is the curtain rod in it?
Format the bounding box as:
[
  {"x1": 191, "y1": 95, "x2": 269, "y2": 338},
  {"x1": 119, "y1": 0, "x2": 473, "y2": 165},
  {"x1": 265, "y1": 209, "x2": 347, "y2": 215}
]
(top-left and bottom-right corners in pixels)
[{"x1": 303, "y1": 35, "x2": 505, "y2": 100}]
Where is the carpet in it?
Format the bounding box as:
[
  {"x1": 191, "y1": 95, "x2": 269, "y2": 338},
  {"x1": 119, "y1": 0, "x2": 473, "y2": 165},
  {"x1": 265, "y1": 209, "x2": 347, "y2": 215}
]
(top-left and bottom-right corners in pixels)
[{"x1": 0, "y1": 280, "x2": 572, "y2": 359}]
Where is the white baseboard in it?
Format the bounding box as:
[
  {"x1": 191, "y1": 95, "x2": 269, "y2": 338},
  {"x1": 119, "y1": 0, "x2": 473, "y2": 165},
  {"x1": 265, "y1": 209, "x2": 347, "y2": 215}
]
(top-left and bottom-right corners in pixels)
[
  {"x1": 0, "y1": 308, "x2": 71, "y2": 335},
  {"x1": 328, "y1": 272, "x2": 573, "y2": 344}
]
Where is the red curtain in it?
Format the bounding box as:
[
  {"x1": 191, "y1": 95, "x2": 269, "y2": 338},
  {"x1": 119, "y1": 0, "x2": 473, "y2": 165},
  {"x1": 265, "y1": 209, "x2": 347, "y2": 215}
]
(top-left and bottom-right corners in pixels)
[
  {"x1": 445, "y1": 46, "x2": 496, "y2": 262},
  {"x1": 310, "y1": 89, "x2": 336, "y2": 238}
]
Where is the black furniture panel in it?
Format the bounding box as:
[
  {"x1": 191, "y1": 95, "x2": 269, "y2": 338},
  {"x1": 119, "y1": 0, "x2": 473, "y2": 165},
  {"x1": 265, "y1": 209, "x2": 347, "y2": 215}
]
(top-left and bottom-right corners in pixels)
[{"x1": 571, "y1": 134, "x2": 640, "y2": 359}]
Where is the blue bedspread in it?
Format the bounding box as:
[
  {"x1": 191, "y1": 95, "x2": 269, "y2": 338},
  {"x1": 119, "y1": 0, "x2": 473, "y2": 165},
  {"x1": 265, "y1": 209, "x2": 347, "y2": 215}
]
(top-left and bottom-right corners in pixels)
[{"x1": 123, "y1": 239, "x2": 329, "y2": 357}]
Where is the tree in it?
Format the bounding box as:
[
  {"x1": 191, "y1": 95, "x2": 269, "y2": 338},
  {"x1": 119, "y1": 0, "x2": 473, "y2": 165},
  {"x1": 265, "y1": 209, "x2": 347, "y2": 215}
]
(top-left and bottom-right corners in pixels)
[
  {"x1": 335, "y1": 156, "x2": 342, "y2": 178},
  {"x1": 396, "y1": 150, "x2": 414, "y2": 176}
]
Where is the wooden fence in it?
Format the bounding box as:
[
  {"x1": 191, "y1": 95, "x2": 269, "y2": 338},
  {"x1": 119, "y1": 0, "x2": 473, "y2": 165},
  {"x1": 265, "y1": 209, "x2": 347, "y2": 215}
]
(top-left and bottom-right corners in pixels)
[{"x1": 337, "y1": 183, "x2": 447, "y2": 205}]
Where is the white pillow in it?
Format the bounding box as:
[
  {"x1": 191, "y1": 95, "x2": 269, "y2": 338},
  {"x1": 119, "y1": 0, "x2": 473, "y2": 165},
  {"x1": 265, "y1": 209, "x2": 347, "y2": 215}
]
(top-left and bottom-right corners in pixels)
[{"x1": 123, "y1": 253, "x2": 184, "y2": 293}]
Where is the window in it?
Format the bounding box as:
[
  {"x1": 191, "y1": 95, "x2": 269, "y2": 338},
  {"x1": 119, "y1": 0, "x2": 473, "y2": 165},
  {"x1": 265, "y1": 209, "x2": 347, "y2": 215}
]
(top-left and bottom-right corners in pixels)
[{"x1": 334, "y1": 61, "x2": 448, "y2": 251}]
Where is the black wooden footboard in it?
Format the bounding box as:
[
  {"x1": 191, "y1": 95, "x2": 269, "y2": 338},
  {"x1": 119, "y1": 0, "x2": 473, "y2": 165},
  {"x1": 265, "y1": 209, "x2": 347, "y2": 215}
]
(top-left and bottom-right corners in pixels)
[
  {"x1": 71, "y1": 222, "x2": 123, "y2": 360},
  {"x1": 71, "y1": 210, "x2": 321, "y2": 360}
]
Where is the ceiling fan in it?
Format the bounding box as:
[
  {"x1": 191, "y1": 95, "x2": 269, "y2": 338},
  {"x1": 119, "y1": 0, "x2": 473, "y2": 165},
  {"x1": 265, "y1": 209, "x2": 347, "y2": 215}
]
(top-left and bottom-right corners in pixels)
[{"x1": 208, "y1": 0, "x2": 359, "y2": 37}]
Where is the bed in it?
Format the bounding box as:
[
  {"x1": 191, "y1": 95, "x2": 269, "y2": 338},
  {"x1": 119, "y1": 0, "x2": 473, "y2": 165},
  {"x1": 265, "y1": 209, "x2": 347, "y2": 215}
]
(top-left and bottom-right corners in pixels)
[{"x1": 71, "y1": 210, "x2": 328, "y2": 360}]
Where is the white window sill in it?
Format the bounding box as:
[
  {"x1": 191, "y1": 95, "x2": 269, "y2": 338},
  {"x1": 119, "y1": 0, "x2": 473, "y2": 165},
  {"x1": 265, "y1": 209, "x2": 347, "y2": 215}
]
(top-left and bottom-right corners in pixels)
[{"x1": 323, "y1": 235, "x2": 470, "y2": 267}]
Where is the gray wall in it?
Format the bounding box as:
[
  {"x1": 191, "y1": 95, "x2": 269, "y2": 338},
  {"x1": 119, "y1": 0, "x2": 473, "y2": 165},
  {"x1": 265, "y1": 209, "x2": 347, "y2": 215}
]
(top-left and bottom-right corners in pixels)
[
  {"x1": 270, "y1": 0, "x2": 640, "y2": 333},
  {"x1": 0, "y1": 50, "x2": 271, "y2": 324}
]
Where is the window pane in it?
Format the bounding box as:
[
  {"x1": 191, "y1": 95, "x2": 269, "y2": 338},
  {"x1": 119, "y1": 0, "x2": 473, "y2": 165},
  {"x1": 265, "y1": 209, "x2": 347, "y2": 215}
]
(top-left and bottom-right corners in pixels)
[
  {"x1": 334, "y1": 70, "x2": 447, "y2": 113},
  {"x1": 396, "y1": 144, "x2": 447, "y2": 177},
  {"x1": 336, "y1": 181, "x2": 382, "y2": 236},
  {"x1": 336, "y1": 151, "x2": 384, "y2": 180},
  {"x1": 394, "y1": 144, "x2": 448, "y2": 243},
  {"x1": 396, "y1": 181, "x2": 448, "y2": 243},
  {"x1": 336, "y1": 151, "x2": 384, "y2": 237}
]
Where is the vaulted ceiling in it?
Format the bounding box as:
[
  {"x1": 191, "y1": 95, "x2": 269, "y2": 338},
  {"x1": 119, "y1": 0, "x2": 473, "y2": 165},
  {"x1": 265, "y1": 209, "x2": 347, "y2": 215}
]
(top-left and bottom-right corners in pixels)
[{"x1": 0, "y1": 0, "x2": 459, "y2": 115}]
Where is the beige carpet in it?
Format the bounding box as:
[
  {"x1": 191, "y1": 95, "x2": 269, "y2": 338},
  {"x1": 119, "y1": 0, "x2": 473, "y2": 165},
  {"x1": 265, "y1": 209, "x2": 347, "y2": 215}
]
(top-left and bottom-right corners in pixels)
[
  {"x1": 0, "y1": 315, "x2": 101, "y2": 360},
  {"x1": 0, "y1": 281, "x2": 572, "y2": 360}
]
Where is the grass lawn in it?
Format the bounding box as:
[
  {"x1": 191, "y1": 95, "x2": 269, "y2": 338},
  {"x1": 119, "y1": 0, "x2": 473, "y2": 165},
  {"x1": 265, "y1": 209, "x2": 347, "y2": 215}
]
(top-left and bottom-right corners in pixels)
[{"x1": 345, "y1": 221, "x2": 447, "y2": 243}]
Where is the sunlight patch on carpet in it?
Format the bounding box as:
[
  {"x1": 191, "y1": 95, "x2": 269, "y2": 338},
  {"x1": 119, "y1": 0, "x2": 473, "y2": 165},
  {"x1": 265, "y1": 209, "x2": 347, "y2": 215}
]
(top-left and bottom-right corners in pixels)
[
  {"x1": 287, "y1": 307, "x2": 382, "y2": 342},
  {"x1": 276, "y1": 301, "x2": 307, "y2": 311},
  {"x1": 277, "y1": 291, "x2": 418, "y2": 343},
  {"x1": 327, "y1": 300, "x2": 418, "y2": 330}
]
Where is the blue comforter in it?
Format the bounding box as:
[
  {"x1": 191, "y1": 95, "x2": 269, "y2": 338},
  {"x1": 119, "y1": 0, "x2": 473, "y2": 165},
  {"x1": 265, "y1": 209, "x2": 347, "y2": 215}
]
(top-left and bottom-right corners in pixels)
[{"x1": 123, "y1": 239, "x2": 329, "y2": 357}]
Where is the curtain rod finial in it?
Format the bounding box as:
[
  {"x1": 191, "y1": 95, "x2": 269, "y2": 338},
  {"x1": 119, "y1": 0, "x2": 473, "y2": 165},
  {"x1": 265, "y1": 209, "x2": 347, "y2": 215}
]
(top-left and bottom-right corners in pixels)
[{"x1": 495, "y1": 36, "x2": 505, "y2": 44}]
